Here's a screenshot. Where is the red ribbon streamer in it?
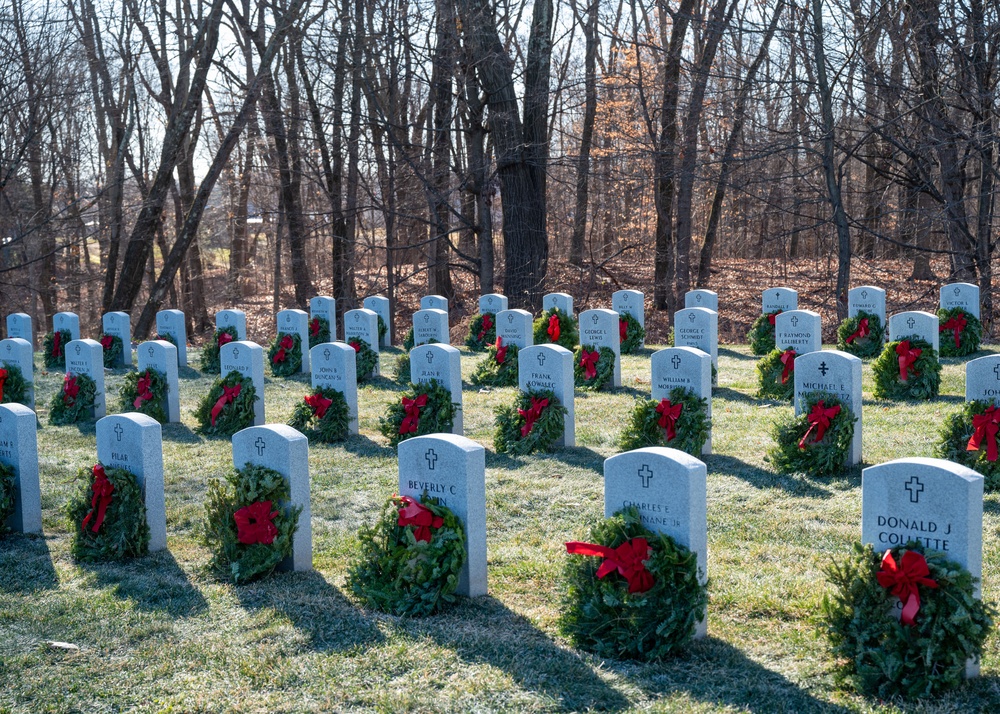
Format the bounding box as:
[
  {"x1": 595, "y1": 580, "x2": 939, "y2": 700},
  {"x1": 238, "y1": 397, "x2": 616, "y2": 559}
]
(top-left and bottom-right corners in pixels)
[
  {"x1": 62, "y1": 374, "x2": 79, "y2": 405},
  {"x1": 218, "y1": 331, "x2": 233, "y2": 348},
  {"x1": 52, "y1": 331, "x2": 62, "y2": 357},
  {"x1": 580, "y1": 349, "x2": 599, "y2": 380},
  {"x1": 81, "y1": 464, "x2": 114, "y2": 534},
  {"x1": 478, "y1": 314, "x2": 493, "y2": 342},
  {"x1": 565, "y1": 538, "x2": 655, "y2": 594},
  {"x1": 547, "y1": 314, "x2": 561, "y2": 342},
  {"x1": 896, "y1": 340, "x2": 922, "y2": 382},
  {"x1": 518, "y1": 396, "x2": 549, "y2": 437},
  {"x1": 876, "y1": 550, "x2": 938, "y2": 626},
  {"x1": 0, "y1": 368, "x2": 6, "y2": 403},
  {"x1": 655, "y1": 398, "x2": 683, "y2": 442},
  {"x1": 234, "y1": 500, "x2": 279, "y2": 545},
  {"x1": 846, "y1": 317, "x2": 869, "y2": 344},
  {"x1": 399, "y1": 393, "x2": 428, "y2": 434},
  {"x1": 210, "y1": 383, "x2": 242, "y2": 426},
  {"x1": 780, "y1": 348, "x2": 796, "y2": 384},
  {"x1": 305, "y1": 393, "x2": 333, "y2": 419},
  {"x1": 272, "y1": 334, "x2": 294, "y2": 364},
  {"x1": 619, "y1": 319, "x2": 627, "y2": 343},
  {"x1": 133, "y1": 371, "x2": 154, "y2": 409},
  {"x1": 798, "y1": 400, "x2": 841, "y2": 448},
  {"x1": 967, "y1": 404, "x2": 1000, "y2": 462},
  {"x1": 309, "y1": 317, "x2": 321, "y2": 337},
  {"x1": 494, "y1": 337, "x2": 507, "y2": 365},
  {"x1": 941, "y1": 315, "x2": 967, "y2": 350},
  {"x1": 397, "y1": 495, "x2": 444, "y2": 543},
  {"x1": 767, "y1": 309, "x2": 782, "y2": 326}
]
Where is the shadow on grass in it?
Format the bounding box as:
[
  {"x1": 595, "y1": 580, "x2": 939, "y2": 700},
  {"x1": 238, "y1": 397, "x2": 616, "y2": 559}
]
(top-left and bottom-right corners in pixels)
[
  {"x1": 178, "y1": 366, "x2": 202, "y2": 380},
  {"x1": 719, "y1": 347, "x2": 758, "y2": 362},
  {"x1": 342, "y1": 433, "x2": 395, "y2": 459},
  {"x1": 609, "y1": 385, "x2": 647, "y2": 399},
  {"x1": 419, "y1": 596, "x2": 631, "y2": 712},
  {"x1": 544, "y1": 446, "x2": 606, "y2": 476},
  {"x1": 0, "y1": 533, "x2": 58, "y2": 593},
  {"x1": 713, "y1": 386, "x2": 763, "y2": 405},
  {"x1": 620, "y1": 636, "x2": 852, "y2": 713},
  {"x1": 235, "y1": 569, "x2": 384, "y2": 652},
  {"x1": 706, "y1": 455, "x2": 838, "y2": 498},
  {"x1": 79, "y1": 549, "x2": 208, "y2": 617},
  {"x1": 161, "y1": 422, "x2": 202, "y2": 444}
]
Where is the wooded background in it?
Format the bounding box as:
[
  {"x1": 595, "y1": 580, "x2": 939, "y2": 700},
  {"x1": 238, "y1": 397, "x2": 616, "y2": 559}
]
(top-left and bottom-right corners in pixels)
[{"x1": 1, "y1": 0, "x2": 997, "y2": 339}]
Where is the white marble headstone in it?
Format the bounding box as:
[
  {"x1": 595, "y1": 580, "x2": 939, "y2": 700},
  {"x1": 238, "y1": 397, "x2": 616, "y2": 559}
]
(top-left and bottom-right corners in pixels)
[
  {"x1": 518, "y1": 344, "x2": 575, "y2": 447},
  {"x1": 543, "y1": 292, "x2": 574, "y2": 318},
  {"x1": 775, "y1": 310, "x2": 822, "y2": 355},
  {"x1": 495, "y1": 309, "x2": 533, "y2": 350},
  {"x1": 0, "y1": 338, "x2": 34, "y2": 408},
  {"x1": 848, "y1": 286, "x2": 886, "y2": 323},
  {"x1": 65, "y1": 339, "x2": 106, "y2": 419},
  {"x1": 651, "y1": 346, "x2": 712, "y2": 454},
  {"x1": 941, "y1": 283, "x2": 980, "y2": 320},
  {"x1": 233, "y1": 424, "x2": 312, "y2": 572},
  {"x1": 410, "y1": 344, "x2": 463, "y2": 435},
  {"x1": 309, "y1": 296, "x2": 337, "y2": 341},
  {"x1": 479, "y1": 294, "x2": 508, "y2": 314},
  {"x1": 155, "y1": 309, "x2": 187, "y2": 366},
  {"x1": 6, "y1": 313, "x2": 32, "y2": 347},
  {"x1": 97, "y1": 413, "x2": 167, "y2": 552},
  {"x1": 216, "y1": 309, "x2": 247, "y2": 341},
  {"x1": 363, "y1": 296, "x2": 391, "y2": 347},
  {"x1": 762, "y1": 288, "x2": 798, "y2": 314},
  {"x1": 966, "y1": 355, "x2": 1000, "y2": 405},
  {"x1": 137, "y1": 340, "x2": 180, "y2": 423},
  {"x1": 674, "y1": 308, "x2": 718, "y2": 371},
  {"x1": 413, "y1": 308, "x2": 449, "y2": 346},
  {"x1": 684, "y1": 289, "x2": 718, "y2": 313},
  {"x1": 310, "y1": 343, "x2": 358, "y2": 434},
  {"x1": 398, "y1": 434, "x2": 486, "y2": 597},
  {"x1": 613, "y1": 290, "x2": 646, "y2": 348},
  {"x1": 102, "y1": 311, "x2": 132, "y2": 368},
  {"x1": 579, "y1": 309, "x2": 622, "y2": 387},
  {"x1": 343, "y1": 308, "x2": 380, "y2": 378},
  {"x1": 276, "y1": 309, "x2": 310, "y2": 373},
  {"x1": 220, "y1": 341, "x2": 265, "y2": 425},
  {"x1": 0, "y1": 403, "x2": 41, "y2": 534},
  {"x1": 603, "y1": 447, "x2": 708, "y2": 637},
  {"x1": 53, "y1": 311, "x2": 80, "y2": 341},
  {"x1": 888, "y1": 311, "x2": 939, "y2": 354},
  {"x1": 793, "y1": 350, "x2": 862, "y2": 465},
  {"x1": 420, "y1": 294, "x2": 448, "y2": 313}
]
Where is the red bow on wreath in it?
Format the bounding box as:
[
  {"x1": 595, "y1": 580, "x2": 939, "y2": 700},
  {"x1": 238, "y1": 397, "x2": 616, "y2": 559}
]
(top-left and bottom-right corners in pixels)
[
  {"x1": 780, "y1": 348, "x2": 796, "y2": 384},
  {"x1": 518, "y1": 396, "x2": 549, "y2": 437},
  {"x1": 62, "y1": 374, "x2": 79, "y2": 405},
  {"x1": 619, "y1": 320, "x2": 627, "y2": 343},
  {"x1": 0, "y1": 368, "x2": 7, "y2": 403},
  {"x1": 305, "y1": 393, "x2": 333, "y2": 419},
  {"x1": 210, "y1": 383, "x2": 242, "y2": 426},
  {"x1": 81, "y1": 464, "x2": 114, "y2": 534},
  {"x1": 655, "y1": 398, "x2": 683, "y2": 442},
  {"x1": 896, "y1": 340, "x2": 921, "y2": 382},
  {"x1": 133, "y1": 371, "x2": 154, "y2": 409},
  {"x1": 309, "y1": 317, "x2": 321, "y2": 337},
  {"x1": 846, "y1": 317, "x2": 870, "y2": 344},
  {"x1": 876, "y1": 550, "x2": 938, "y2": 626},
  {"x1": 798, "y1": 400, "x2": 841, "y2": 448},
  {"x1": 218, "y1": 331, "x2": 234, "y2": 348},
  {"x1": 941, "y1": 315, "x2": 967, "y2": 350},
  {"x1": 547, "y1": 314, "x2": 561, "y2": 342},
  {"x1": 399, "y1": 393, "x2": 428, "y2": 434},
  {"x1": 768, "y1": 309, "x2": 782, "y2": 327},
  {"x1": 272, "y1": 334, "x2": 294, "y2": 364},
  {"x1": 565, "y1": 538, "x2": 655, "y2": 594},
  {"x1": 580, "y1": 349, "x2": 600, "y2": 380},
  {"x1": 478, "y1": 314, "x2": 493, "y2": 342},
  {"x1": 234, "y1": 500, "x2": 279, "y2": 545},
  {"x1": 52, "y1": 331, "x2": 63, "y2": 357},
  {"x1": 397, "y1": 495, "x2": 444, "y2": 543},
  {"x1": 494, "y1": 337, "x2": 507, "y2": 365},
  {"x1": 967, "y1": 404, "x2": 1000, "y2": 462},
  {"x1": 349, "y1": 340, "x2": 361, "y2": 353},
  {"x1": 100, "y1": 335, "x2": 114, "y2": 351}
]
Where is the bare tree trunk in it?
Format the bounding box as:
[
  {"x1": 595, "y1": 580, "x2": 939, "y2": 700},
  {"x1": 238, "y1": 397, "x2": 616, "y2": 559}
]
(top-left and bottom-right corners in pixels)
[
  {"x1": 569, "y1": 0, "x2": 598, "y2": 267},
  {"x1": 429, "y1": 0, "x2": 456, "y2": 300}
]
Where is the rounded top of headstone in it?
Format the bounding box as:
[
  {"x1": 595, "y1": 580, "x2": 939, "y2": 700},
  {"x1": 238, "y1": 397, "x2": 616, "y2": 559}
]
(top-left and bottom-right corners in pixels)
[
  {"x1": 411, "y1": 342, "x2": 460, "y2": 357},
  {"x1": 652, "y1": 345, "x2": 712, "y2": 361},
  {"x1": 605, "y1": 446, "x2": 706, "y2": 472},
  {"x1": 0, "y1": 401, "x2": 35, "y2": 419},
  {"x1": 98, "y1": 412, "x2": 161, "y2": 430},
  {"x1": 794, "y1": 348, "x2": 861, "y2": 366},
  {"x1": 520, "y1": 342, "x2": 573, "y2": 357},
  {"x1": 234, "y1": 423, "x2": 308, "y2": 444},
  {"x1": 397, "y1": 432, "x2": 484, "y2": 456},
  {"x1": 863, "y1": 456, "x2": 982, "y2": 484},
  {"x1": 0, "y1": 337, "x2": 31, "y2": 349}
]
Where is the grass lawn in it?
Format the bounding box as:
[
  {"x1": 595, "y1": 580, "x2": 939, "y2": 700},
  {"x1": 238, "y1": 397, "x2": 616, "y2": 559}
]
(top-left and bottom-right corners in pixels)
[{"x1": 2, "y1": 343, "x2": 999, "y2": 713}]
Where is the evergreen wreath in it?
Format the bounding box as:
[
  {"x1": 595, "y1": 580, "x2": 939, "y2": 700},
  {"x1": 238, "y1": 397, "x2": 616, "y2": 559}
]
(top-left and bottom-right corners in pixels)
[
  {"x1": 872, "y1": 338, "x2": 941, "y2": 400},
  {"x1": 379, "y1": 380, "x2": 456, "y2": 447},
  {"x1": 308, "y1": 315, "x2": 331, "y2": 348},
  {"x1": 195, "y1": 370, "x2": 257, "y2": 436},
  {"x1": 202, "y1": 463, "x2": 301, "y2": 584},
  {"x1": 99, "y1": 333, "x2": 124, "y2": 368},
  {"x1": 349, "y1": 337, "x2": 379, "y2": 381},
  {"x1": 49, "y1": 372, "x2": 98, "y2": 425},
  {"x1": 348, "y1": 494, "x2": 466, "y2": 617},
  {"x1": 288, "y1": 386, "x2": 351, "y2": 443},
  {"x1": 470, "y1": 340, "x2": 519, "y2": 387},
  {"x1": 619, "y1": 312, "x2": 645, "y2": 355},
  {"x1": 155, "y1": 332, "x2": 178, "y2": 348},
  {"x1": 393, "y1": 352, "x2": 411, "y2": 384},
  {"x1": 119, "y1": 368, "x2": 169, "y2": 423},
  {"x1": 936, "y1": 400, "x2": 1000, "y2": 491},
  {"x1": 767, "y1": 391, "x2": 855, "y2": 476},
  {"x1": 617, "y1": 387, "x2": 710, "y2": 455},
  {"x1": 67, "y1": 463, "x2": 150, "y2": 562},
  {"x1": 821, "y1": 541, "x2": 994, "y2": 699},
  {"x1": 268, "y1": 332, "x2": 303, "y2": 377},
  {"x1": 493, "y1": 388, "x2": 567, "y2": 455},
  {"x1": 0, "y1": 461, "x2": 15, "y2": 536},
  {"x1": 560, "y1": 507, "x2": 708, "y2": 662},
  {"x1": 0, "y1": 362, "x2": 29, "y2": 406},
  {"x1": 574, "y1": 345, "x2": 616, "y2": 390},
  {"x1": 200, "y1": 326, "x2": 239, "y2": 374},
  {"x1": 465, "y1": 312, "x2": 497, "y2": 351},
  {"x1": 377, "y1": 314, "x2": 388, "y2": 343},
  {"x1": 42, "y1": 329, "x2": 72, "y2": 369},
  {"x1": 403, "y1": 327, "x2": 414, "y2": 351},
  {"x1": 937, "y1": 307, "x2": 982, "y2": 358},
  {"x1": 837, "y1": 311, "x2": 885, "y2": 359},
  {"x1": 747, "y1": 310, "x2": 781, "y2": 355},
  {"x1": 533, "y1": 307, "x2": 579, "y2": 350},
  {"x1": 756, "y1": 348, "x2": 796, "y2": 401}
]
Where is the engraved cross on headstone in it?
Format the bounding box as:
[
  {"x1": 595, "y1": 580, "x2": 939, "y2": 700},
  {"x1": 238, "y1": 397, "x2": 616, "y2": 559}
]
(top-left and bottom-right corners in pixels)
[
  {"x1": 671, "y1": 355, "x2": 681, "y2": 369},
  {"x1": 423, "y1": 313, "x2": 430, "y2": 323},
  {"x1": 688, "y1": 313, "x2": 696, "y2": 323},
  {"x1": 233, "y1": 346, "x2": 240, "y2": 359},
  {"x1": 147, "y1": 346, "x2": 154, "y2": 358},
  {"x1": 993, "y1": 363, "x2": 1000, "y2": 381},
  {"x1": 537, "y1": 352, "x2": 546, "y2": 366},
  {"x1": 426, "y1": 351, "x2": 434, "y2": 364},
  {"x1": 114, "y1": 423, "x2": 124, "y2": 441},
  {"x1": 907, "y1": 317, "x2": 915, "y2": 329},
  {"x1": 507, "y1": 313, "x2": 514, "y2": 324},
  {"x1": 904, "y1": 475, "x2": 924, "y2": 503},
  {"x1": 954, "y1": 287, "x2": 961, "y2": 296},
  {"x1": 638, "y1": 465, "x2": 654, "y2": 488},
  {"x1": 790, "y1": 316, "x2": 799, "y2": 327},
  {"x1": 487, "y1": 297, "x2": 494, "y2": 306},
  {"x1": 591, "y1": 314, "x2": 599, "y2": 325},
  {"x1": 695, "y1": 294, "x2": 702, "y2": 302},
  {"x1": 323, "y1": 347, "x2": 331, "y2": 360},
  {"x1": 861, "y1": 289, "x2": 868, "y2": 300},
  {"x1": 254, "y1": 437, "x2": 266, "y2": 456},
  {"x1": 425, "y1": 448, "x2": 437, "y2": 470},
  {"x1": 75, "y1": 344, "x2": 82, "y2": 355},
  {"x1": 354, "y1": 313, "x2": 360, "y2": 322},
  {"x1": 818, "y1": 361, "x2": 829, "y2": 376}
]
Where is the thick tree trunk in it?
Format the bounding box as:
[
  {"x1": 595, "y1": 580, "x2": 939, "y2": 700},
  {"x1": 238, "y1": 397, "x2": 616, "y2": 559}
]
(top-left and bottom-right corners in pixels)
[
  {"x1": 569, "y1": 0, "x2": 598, "y2": 267},
  {"x1": 429, "y1": 0, "x2": 456, "y2": 300}
]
